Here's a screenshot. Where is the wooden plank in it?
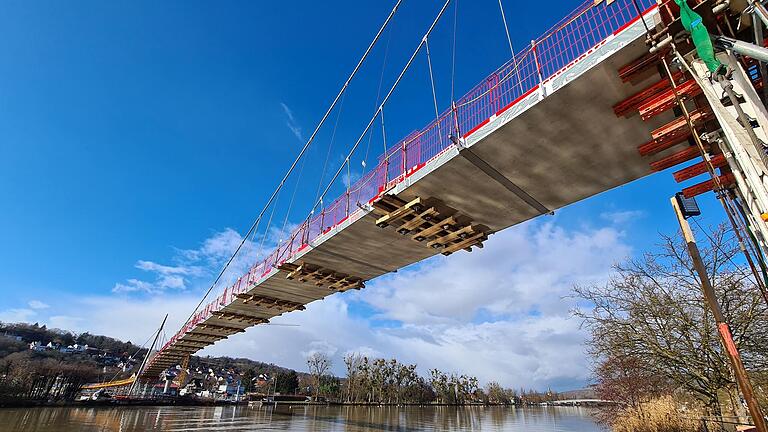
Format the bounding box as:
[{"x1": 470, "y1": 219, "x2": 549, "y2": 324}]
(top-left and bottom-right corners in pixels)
[
  {"x1": 337, "y1": 280, "x2": 365, "y2": 292},
  {"x1": 398, "y1": 208, "x2": 439, "y2": 233},
  {"x1": 427, "y1": 225, "x2": 477, "y2": 248},
  {"x1": 379, "y1": 194, "x2": 407, "y2": 207},
  {"x1": 286, "y1": 263, "x2": 306, "y2": 280},
  {"x1": 211, "y1": 311, "x2": 268, "y2": 324},
  {"x1": 278, "y1": 262, "x2": 299, "y2": 272},
  {"x1": 413, "y1": 216, "x2": 457, "y2": 241},
  {"x1": 375, "y1": 197, "x2": 423, "y2": 227},
  {"x1": 442, "y1": 232, "x2": 487, "y2": 255},
  {"x1": 199, "y1": 323, "x2": 246, "y2": 333},
  {"x1": 328, "y1": 276, "x2": 364, "y2": 291}
]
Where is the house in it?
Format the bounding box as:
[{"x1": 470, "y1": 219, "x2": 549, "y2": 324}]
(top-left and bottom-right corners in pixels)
[
  {"x1": 64, "y1": 344, "x2": 88, "y2": 353},
  {"x1": 29, "y1": 341, "x2": 46, "y2": 351}
]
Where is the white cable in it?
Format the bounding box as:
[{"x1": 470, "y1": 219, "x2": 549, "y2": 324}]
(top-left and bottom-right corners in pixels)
[
  {"x1": 311, "y1": 0, "x2": 454, "y2": 217},
  {"x1": 497, "y1": 0, "x2": 524, "y2": 94},
  {"x1": 178, "y1": 0, "x2": 405, "y2": 328}
]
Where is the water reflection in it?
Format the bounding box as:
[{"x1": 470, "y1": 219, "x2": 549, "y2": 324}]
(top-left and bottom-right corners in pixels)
[{"x1": 0, "y1": 404, "x2": 603, "y2": 431}]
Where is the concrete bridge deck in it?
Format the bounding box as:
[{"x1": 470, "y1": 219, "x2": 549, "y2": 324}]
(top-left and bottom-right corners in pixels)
[{"x1": 142, "y1": 0, "x2": 668, "y2": 378}]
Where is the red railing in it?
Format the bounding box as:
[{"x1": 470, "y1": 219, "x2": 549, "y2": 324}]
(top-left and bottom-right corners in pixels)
[{"x1": 156, "y1": 0, "x2": 657, "y2": 356}]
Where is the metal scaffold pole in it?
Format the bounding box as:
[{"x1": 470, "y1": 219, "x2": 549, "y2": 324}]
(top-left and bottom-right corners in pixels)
[{"x1": 671, "y1": 197, "x2": 768, "y2": 432}]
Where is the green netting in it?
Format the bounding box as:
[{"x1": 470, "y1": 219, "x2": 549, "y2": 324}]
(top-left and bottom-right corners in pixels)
[{"x1": 675, "y1": 0, "x2": 721, "y2": 73}]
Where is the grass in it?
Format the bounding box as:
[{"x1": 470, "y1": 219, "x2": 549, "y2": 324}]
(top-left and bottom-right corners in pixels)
[{"x1": 611, "y1": 396, "x2": 703, "y2": 432}]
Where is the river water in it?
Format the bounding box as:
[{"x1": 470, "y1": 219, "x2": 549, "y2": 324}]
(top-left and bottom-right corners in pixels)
[{"x1": 0, "y1": 405, "x2": 603, "y2": 431}]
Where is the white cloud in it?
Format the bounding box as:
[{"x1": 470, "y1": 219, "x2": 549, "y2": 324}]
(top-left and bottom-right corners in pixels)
[
  {"x1": 48, "y1": 315, "x2": 84, "y2": 330},
  {"x1": 135, "y1": 260, "x2": 199, "y2": 276},
  {"x1": 199, "y1": 220, "x2": 630, "y2": 390},
  {"x1": 600, "y1": 209, "x2": 644, "y2": 225},
  {"x1": 0, "y1": 308, "x2": 37, "y2": 323},
  {"x1": 42, "y1": 295, "x2": 199, "y2": 345},
  {"x1": 5, "y1": 217, "x2": 629, "y2": 391},
  {"x1": 28, "y1": 300, "x2": 50, "y2": 310},
  {"x1": 112, "y1": 228, "x2": 264, "y2": 295},
  {"x1": 280, "y1": 102, "x2": 303, "y2": 141},
  {"x1": 113, "y1": 278, "x2": 157, "y2": 294}
]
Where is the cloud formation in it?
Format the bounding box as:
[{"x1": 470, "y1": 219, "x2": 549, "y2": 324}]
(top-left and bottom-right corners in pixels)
[
  {"x1": 280, "y1": 102, "x2": 303, "y2": 141},
  {"x1": 1, "y1": 217, "x2": 632, "y2": 390},
  {"x1": 28, "y1": 300, "x2": 50, "y2": 310},
  {"x1": 201, "y1": 220, "x2": 631, "y2": 390},
  {"x1": 112, "y1": 228, "x2": 261, "y2": 294}
]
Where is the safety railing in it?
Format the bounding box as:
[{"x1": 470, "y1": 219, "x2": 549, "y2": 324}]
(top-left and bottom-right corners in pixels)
[{"x1": 159, "y1": 0, "x2": 658, "y2": 355}]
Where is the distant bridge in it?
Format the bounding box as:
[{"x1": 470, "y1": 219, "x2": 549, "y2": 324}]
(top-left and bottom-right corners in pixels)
[{"x1": 545, "y1": 399, "x2": 619, "y2": 406}]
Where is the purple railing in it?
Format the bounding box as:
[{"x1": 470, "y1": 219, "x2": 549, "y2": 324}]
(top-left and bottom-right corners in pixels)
[{"x1": 156, "y1": 0, "x2": 657, "y2": 356}]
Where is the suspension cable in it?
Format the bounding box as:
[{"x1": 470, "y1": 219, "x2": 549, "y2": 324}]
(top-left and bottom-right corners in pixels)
[
  {"x1": 425, "y1": 37, "x2": 440, "y2": 120},
  {"x1": 497, "y1": 0, "x2": 523, "y2": 94},
  {"x1": 381, "y1": 108, "x2": 388, "y2": 155},
  {"x1": 450, "y1": 0, "x2": 459, "y2": 104},
  {"x1": 179, "y1": 0, "x2": 405, "y2": 328},
  {"x1": 364, "y1": 27, "x2": 394, "y2": 170},
  {"x1": 280, "y1": 153, "x2": 308, "y2": 239},
  {"x1": 310, "y1": 0, "x2": 453, "y2": 218},
  {"x1": 257, "y1": 187, "x2": 282, "y2": 259},
  {"x1": 315, "y1": 92, "x2": 347, "y2": 205}
]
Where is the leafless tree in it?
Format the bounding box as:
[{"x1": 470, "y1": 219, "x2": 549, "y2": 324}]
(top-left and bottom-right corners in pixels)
[
  {"x1": 573, "y1": 224, "x2": 768, "y2": 417},
  {"x1": 306, "y1": 352, "x2": 331, "y2": 398}
]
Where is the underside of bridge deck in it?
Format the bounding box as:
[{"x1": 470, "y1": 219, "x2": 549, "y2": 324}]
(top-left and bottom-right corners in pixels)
[{"x1": 142, "y1": 5, "x2": 671, "y2": 379}]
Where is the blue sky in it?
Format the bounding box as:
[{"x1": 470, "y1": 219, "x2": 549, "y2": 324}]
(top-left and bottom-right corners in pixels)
[{"x1": 0, "y1": 0, "x2": 727, "y2": 389}]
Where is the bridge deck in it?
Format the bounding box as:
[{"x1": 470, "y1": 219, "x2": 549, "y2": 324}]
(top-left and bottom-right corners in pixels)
[{"x1": 143, "y1": 0, "x2": 668, "y2": 378}]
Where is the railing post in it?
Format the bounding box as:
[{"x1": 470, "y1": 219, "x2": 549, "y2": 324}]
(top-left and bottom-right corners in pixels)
[
  {"x1": 402, "y1": 141, "x2": 407, "y2": 176},
  {"x1": 451, "y1": 101, "x2": 461, "y2": 144},
  {"x1": 346, "y1": 158, "x2": 351, "y2": 217},
  {"x1": 490, "y1": 74, "x2": 500, "y2": 113},
  {"x1": 531, "y1": 40, "x2": 546, "y2": 97}
]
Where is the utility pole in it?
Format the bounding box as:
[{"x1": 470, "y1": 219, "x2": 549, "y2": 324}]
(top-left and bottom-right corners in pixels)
[{"x1": 671, "y1": 196, "x2": 768, "y2": 432}]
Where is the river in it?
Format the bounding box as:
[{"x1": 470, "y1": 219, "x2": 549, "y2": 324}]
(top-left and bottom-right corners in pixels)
[{"x1": 0, "y1": 404, "x2": 604, "y2": 431}]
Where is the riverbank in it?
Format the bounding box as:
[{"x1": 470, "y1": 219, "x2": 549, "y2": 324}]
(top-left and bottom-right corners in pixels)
[{"x1": 0, "y1": 396, "x2": 247, "y2": 409}]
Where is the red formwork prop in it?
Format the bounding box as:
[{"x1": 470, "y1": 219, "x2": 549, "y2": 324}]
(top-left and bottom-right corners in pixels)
[
  {"x1": 614, "y1": 72, "x2": 683, "y2": 117},
  {"x1": 649, "y1": 146, "x2": 702, "y2": 171},
  {"x1": 682, "y1": 173, "x2": 735, "y2": 198},
  {"x1": 637, "y1": 108, "x2": 713, "y2": 155},
  {"x1": 673, "y1": 154, "x2": 728, "y2": 182},
  {"x1": 638, "y1": 79, "x2": 702, "y2": 120},
  {"x1": 618, "y1": 51, "x2": 662, "y2": 83}
]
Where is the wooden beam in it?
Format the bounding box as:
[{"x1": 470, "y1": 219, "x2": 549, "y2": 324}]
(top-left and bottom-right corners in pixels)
[
  {"x1": 442, "y1": 232, "x2": 487, "y2": 255},
  {"x1": 376, "y1": 197, "x2": 424, "y2": 227},
  {"x1": 413, "y1": 216, "x2": 457, "y2": 241},
  {"x1": 181, "y1": 335, "x2": 221, "y2": 343},
  {"x1": 210, "y1": 311, "x2": 268, "y2": 325},
  {"x1": 427, "y1": 225, "x2": 477, "y2": 248},
  {"x1": 199, "y1": 323, "x2": 246, "y2": 333},
  {"x1": 189, "y1": 330, "x2": 228, "y2": 338},
  {"x1": 238, "y1": 293, "x2": 306, "y2": 310},
  {"x1": 398, "y1": 207, "x2": 439, "y2": 233}
]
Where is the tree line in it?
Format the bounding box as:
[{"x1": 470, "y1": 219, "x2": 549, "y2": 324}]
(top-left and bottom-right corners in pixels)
[{"x1": 305, "y1": 352, "x2": 559, "y2": 405}]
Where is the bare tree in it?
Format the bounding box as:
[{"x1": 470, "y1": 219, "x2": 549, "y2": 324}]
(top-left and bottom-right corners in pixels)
[
  {"x1": 306, "y1": 352, "x2": 331, "y2": 398},
  {"x1": 343, "y1": 353, "x2": 363, "y2": 403},
  {"x1": 573, "y1": 224, "x2": 768, "y2": 417}
]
